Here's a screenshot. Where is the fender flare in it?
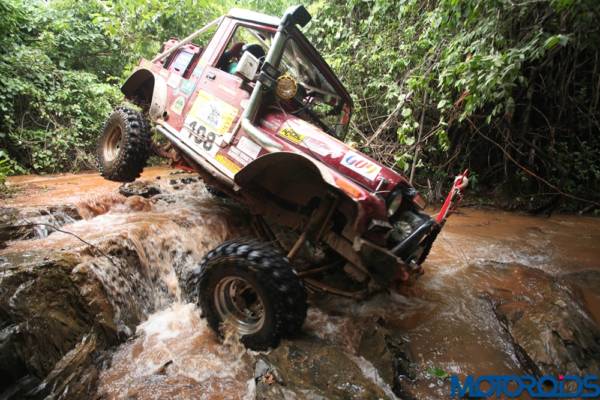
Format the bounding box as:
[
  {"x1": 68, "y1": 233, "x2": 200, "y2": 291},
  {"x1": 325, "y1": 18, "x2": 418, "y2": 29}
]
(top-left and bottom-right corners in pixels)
[
  {"x1": 234, "y1": 152, "x2": 339, "y2": 190},
  {"x1": 121, "y1": 68, "x2": 168, "y2": 120},
  {"x1": 235, "y1": 151, "x2": 365, "y2": 235}
]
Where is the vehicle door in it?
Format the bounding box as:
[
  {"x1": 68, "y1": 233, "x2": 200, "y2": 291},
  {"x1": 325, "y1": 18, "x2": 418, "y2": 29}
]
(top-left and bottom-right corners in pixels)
[{"x1": 179, "y1": 21, "x2": 274, "y2": 178}]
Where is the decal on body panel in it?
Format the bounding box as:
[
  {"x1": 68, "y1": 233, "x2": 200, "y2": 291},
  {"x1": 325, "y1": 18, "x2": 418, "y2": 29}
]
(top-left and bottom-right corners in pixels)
[
  {"x1": 177, "y1": 91, "x2": 241, "y2": 179},
  {"x1": 170, "y1": 96, "x2": 186, "y2": 115},
  {"x1": 277, "y1": 121, "x2": 338, "y2": 157},
  {"x1": 236, "y1": 136, "x2": 261, "y2": 159},
  {"x1": 187, "y1": 90, "x2": 238, "y2": 134},
  {"x1": 304, "y1": 137, "x2": 332, "y2": 157},
  {"x1": 341, "y1": 151, "x2": 381, "y2": 181},
  {"x1": 167, "y1": 73, "x2": 182, "y2": 88},
  {"x1": 184, "y1": 121, "x2": 219, "y2": 156},
  {"x1": 279, "y1": 127, "x2": 305, "y2": 144},
  {"x1": 179, "y1": 79, "x2": 196, "y2": 96},
  {"x1": 215, "y1": 153, "x2": 241, "y2": 174},
  {"x1": 228, "y1": 146, "x2": 252, "y2": 166}
]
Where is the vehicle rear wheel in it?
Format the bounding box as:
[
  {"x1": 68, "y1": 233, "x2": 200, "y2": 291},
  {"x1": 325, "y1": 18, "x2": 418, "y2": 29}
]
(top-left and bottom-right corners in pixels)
[
  {"x1": 96, "y1": 107, "x2": 151, "y2": 182},
  {"x1": 187, "y1": 239, "x2": 307, "y2": 350}
]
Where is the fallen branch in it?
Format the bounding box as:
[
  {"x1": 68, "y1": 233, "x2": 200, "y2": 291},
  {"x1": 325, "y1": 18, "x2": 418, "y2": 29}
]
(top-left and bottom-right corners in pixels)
[
  {"x1": 19, "y1": 221, "x2": 120, "y2": 267},
  {"x1": 409, "y1": 92, "x2": 428, "y2": 184}
]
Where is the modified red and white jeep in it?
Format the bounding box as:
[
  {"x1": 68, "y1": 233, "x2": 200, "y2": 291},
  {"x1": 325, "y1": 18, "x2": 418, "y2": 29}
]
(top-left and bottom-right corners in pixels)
[{"x1": 96, "y1": 5, "x2": 468, "y2": 350}]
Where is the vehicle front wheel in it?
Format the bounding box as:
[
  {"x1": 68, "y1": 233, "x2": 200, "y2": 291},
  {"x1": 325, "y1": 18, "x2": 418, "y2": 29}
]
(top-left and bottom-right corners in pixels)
[
  {"x1": 187, "y1": 239, "x2": 307, "y2": 350},
  {"x1": 96, "y1": 107, "x2": 151, "y2": 182}
]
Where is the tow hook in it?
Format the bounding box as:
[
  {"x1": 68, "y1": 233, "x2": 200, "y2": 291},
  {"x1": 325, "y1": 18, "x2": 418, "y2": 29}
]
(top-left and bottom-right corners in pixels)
[{"x1": 436, "y1": 169, "x2": 470, "y2": 224}]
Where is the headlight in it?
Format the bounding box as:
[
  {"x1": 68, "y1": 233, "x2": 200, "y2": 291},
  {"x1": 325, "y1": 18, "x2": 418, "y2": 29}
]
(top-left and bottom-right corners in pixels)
[{"x1": 276, "y1": 73, "x2": 298, "y2": 100}]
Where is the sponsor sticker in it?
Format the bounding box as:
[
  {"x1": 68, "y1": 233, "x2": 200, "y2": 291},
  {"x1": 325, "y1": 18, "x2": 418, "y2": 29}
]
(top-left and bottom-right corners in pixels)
[
  {"x1": 188, "y1": 90, "x2": 238, "y2": 134},
  {"x1": 279, "y1": 127, "x2": 305, "y2": 144},
  {"x1": 192, "y1": 65, "x2": 204, "y2": 77},
  {"x1": 167, "y1": 73, "x2": 182, "y2": 88},
  {"x1": 236, "y1": 136, "x2": 261, "y2": 159},
  {"x1": 260, "y1": 118, "x2": 281, "y2": 131},
  {"x1": 341, "y1": 151, "x2": 381, "y2": 181},
  {"x1": 304, "y1": 137, "x2": 331, "y2": 157},
  {"x1": 215, "y1": 153, "x2": 241, "y2": 174},
  {"x1": 179, "y1": 79, "x2": 196, "y2": 96},
  {"x1": 228, "y1": 146, "x2": 252, "y2": 166},
  {"x1": 170, "y1": 96, "x2": 186, "y2": 115},
  {"x1": 277, "y1": 122, "x2": 337, "y2": 158}
]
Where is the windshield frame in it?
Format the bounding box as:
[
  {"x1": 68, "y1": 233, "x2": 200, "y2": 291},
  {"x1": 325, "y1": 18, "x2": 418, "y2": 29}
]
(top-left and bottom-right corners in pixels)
[
  {"x1": 270, "y1": 26, "x2": 352, "y2": 139},
  {"x1": 286, "y1": 25, "x2": 352, "y2": 109},
  {"x1": 224, "y1": 15, "x2": 353, "y2": 139}
]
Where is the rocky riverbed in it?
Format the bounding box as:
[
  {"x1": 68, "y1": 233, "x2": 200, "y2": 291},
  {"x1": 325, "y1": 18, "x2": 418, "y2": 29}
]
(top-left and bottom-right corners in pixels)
[{"x1": 1, "y1": 167, "x2": 599, "y2": 399}]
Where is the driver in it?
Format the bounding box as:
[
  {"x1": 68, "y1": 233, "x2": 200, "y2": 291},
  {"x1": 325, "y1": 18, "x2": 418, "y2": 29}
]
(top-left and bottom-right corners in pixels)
[{"x1": 217, "y1": 42, "x2": 244, "y2": 73}]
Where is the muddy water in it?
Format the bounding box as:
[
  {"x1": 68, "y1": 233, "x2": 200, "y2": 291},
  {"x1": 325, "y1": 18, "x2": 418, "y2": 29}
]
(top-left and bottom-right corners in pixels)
[
  {"x1": 3, "y1": 167, "x2": 170, "y2": 208},
  {"x1": 2, "y1": 169, "x2": 600, "y2": 399},
  {"x1": 97, "y1": 303, "x2": 253, "y2": 400}
]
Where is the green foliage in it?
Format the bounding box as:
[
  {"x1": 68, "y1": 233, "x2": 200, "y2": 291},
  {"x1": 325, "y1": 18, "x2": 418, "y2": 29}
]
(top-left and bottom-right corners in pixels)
[
  {"x1": 0, "y1": 0, "x2": 121, "y2": 173},
  {"x1": 0, "y1": 0, "x2": 292, "y2": 174},
  {"x1": 0, "y1": 149, "x2": 24, "y2": 192},
  {"x1": 95, "y1": 0, "x2": 293, "y2": 77},
  {"x1": 0, "y1": 152, "x2": 9, "y2": 188},
  {"x1": 309, "y1": 0, "x2": 600, "y2": 209},
  {"x1": 427, "y1": 366, "x2": 448, "y2": 379},
  {"x1": 1, "y1": 0, "x2": 598, "y2": 211}
]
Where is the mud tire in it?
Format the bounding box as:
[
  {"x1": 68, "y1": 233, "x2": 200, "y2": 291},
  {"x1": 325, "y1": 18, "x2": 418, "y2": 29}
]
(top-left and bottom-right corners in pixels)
[
  {"x1": 188, "y1": 239, "x2": 307, "y2": 350},
  {"x1": 96, "y1": 107, "x2": 151, "y2": 182}
]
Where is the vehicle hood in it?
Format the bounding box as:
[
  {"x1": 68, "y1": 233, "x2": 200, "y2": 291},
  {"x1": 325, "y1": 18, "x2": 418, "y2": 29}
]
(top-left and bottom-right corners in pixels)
[{"x1": 259, "y1": 114, "x2": 408, "y2": 193}]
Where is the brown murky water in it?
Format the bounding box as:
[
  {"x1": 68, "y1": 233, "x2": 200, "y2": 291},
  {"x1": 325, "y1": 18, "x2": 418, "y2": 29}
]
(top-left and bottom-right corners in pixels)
[{"x1": 2, "y1": 169, "x2": 599, "y2": 399}]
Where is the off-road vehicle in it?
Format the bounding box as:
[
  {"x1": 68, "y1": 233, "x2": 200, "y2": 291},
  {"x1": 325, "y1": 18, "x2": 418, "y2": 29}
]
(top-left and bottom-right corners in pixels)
[{"x1": 96, "y1": 5, "x2": 469, "y2": 350}]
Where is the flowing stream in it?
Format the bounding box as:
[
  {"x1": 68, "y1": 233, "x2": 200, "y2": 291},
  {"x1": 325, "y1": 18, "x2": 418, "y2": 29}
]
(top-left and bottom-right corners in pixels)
[{"x1": 1, "y1": 166, "x2": 598, "y2": 399}]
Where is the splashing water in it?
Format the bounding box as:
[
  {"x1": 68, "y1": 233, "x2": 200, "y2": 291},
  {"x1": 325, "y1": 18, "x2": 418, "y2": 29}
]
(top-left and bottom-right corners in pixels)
[
  {"x1": 97, "y1": 303, "x2": 253, "y2": 400},
  {"x1": 2, "y1": 168, "x2": 600, "y2": 399}
]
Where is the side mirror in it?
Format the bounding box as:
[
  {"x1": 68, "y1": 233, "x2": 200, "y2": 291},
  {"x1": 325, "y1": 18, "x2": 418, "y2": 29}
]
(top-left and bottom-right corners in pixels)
[{"x1": 282, "y1": 5, "x2": 311, "y2": 27}]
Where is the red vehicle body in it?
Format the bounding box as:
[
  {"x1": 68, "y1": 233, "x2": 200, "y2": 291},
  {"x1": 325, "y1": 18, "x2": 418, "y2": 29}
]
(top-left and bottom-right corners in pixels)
[{"x1": 96, "y1": 6, "x2": 468, "y2": 349}]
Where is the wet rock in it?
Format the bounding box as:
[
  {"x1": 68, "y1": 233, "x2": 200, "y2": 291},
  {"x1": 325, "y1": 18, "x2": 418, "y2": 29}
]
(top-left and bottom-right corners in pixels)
[
  {"x1": 166, "y1": 176, "x2": 200, "y2": 189},
  {"x1": 0, "y1": 375, "x2": 41, "y2": 400},
  {"x1": 563, "y1": 269, "x2": 600, "y2": 326},
  {"x1": 118, "y1": 181, "x2": 161, "y2": 198},
  {"x1": 357, "y1": 324, "x2": 416, "y2": 398},
  {"x1": 255, "y1": 338, "x2": 388, "y2": 400},
  {"x1": 484, "y1": 263, "x2": 600, "y2": 377},
  {"x1": 0, "y1": 208, "x2": 21, "y2": 247},
  {"x1": 0, "y1": 206, "x2": 80, "y2": 246},
  {"x1": 32, "y1": 333, "x2": 103, "y2": 400},
  {"x1": 0, "y1": 253, "x2": 120, "y2": 398}
]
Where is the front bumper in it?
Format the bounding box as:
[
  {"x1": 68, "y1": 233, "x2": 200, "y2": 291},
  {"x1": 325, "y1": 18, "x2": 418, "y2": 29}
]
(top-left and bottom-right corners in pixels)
[
  {"x1": 354, "y1": 170, "x2": 469, "y2": 288},
  {"x1": 353, "y1": 218, "x2": 440, "y2": 286}
]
